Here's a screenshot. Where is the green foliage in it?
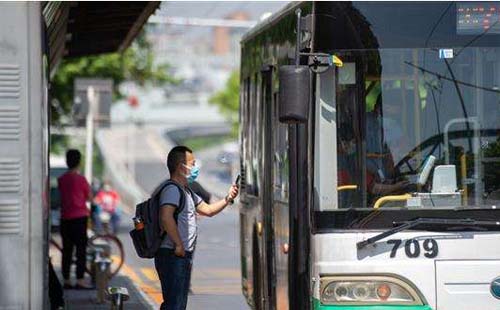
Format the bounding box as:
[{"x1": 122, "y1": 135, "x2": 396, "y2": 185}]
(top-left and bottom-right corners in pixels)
[
  {"x1": 181, "y1": 134, "x2": 234, "y2": 152},
  {"x1": 50, "y1": 29, "x2": 179, "y2": 125},
  {"x1": 209, "y1": 71, "x2": 240, "y2": 137},
  {"x1": 50, "y1": 134, "x2": 69, "y2": 155}
]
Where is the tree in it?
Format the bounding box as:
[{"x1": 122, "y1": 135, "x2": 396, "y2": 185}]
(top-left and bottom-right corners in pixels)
[
  {"x1": 209, "y1": 70, "x2": 240, "y2": 137},
  {"x1": 50, "y1": 29, "x2": 178, "y2": 126}
]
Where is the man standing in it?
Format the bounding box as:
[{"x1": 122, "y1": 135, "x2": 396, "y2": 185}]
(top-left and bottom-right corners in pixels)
[
  {"x1": 155, "y1": 146, "x2": 238, "y2": 310},
  {"x1": 57, "y1": 149, "x2": 92, "y2": 289}
]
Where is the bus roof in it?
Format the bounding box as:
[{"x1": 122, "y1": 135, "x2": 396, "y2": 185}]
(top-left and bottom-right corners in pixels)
[{"x1": 241, "y1": 1, "x2": 302, "y2": 44}]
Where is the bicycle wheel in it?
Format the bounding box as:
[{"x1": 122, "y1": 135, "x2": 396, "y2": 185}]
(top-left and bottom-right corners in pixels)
[{"x1": 88, "y1": 234, "x2": 125, "y2": 278}]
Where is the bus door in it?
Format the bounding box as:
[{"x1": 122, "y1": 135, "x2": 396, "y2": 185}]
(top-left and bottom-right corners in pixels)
[
  {"x1": 261, "y1": 66, "x2": 278, "y2": 309},
  {"x1": 270, "y1": 88, "x2": 290, "y2": 309}
]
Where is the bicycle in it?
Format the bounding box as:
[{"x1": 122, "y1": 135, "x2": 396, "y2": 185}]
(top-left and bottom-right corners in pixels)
[{"x1": 49, "y1": 227, "x2": 125, "y2": 279}]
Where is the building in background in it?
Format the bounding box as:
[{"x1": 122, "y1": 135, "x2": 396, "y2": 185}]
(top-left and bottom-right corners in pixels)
[{"x1": 111, "y1": 2, "x2": 285, "y2": 125}]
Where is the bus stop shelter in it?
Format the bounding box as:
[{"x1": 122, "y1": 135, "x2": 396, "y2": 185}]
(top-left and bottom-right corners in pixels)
[
  {"x1": 0, "y1": 2, "x2": 159, "y2": 309},
  {"x1": 44, "y1": 2, "x2": 160, "y2": 71}
]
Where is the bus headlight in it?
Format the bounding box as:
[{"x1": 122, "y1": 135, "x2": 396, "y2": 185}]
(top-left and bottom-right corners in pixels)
[{"x1": 320, "y1": 276, "x2": 424, "y2": 305}]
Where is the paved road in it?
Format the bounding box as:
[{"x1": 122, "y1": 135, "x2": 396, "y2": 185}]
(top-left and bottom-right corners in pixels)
[
  {"x1": 118, "y1": 204, "x2": 246, "y2": 309},
  {"x1": 107, "y1": 127, "x2": 248, "y2": 309}
]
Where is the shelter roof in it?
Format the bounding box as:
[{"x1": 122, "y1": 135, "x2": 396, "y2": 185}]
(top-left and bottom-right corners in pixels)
[{"x1": 42, "y1": 2, "x2": 159, "y2": 70}]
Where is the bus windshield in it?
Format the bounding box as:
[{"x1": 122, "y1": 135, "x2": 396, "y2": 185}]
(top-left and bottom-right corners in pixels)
[{"x1": 314, "y1": 47, "x2": 500, "y2": 212}]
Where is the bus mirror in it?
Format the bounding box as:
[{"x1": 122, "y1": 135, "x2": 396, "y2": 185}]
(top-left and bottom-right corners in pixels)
[{"x1": 279, "y1": 65, "x2": 310, "y2": 124}]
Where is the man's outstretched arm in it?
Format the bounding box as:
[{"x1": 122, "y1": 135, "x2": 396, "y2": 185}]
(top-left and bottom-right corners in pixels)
[{"x1": 196, "y1": 184, "x2": 239, "y2": 217}]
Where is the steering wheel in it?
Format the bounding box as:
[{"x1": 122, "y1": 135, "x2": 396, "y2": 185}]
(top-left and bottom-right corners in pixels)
[{"x1": 395, "y1": 138, "x2": 442, "y2": 176}]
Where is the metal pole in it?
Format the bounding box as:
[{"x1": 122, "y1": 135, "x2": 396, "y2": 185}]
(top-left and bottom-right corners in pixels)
[
  {"x1": 85, "y1": 86, "x2": 98, "y2": 183},
  {"x1": 295, "y1": 8, "x2": 301, "y2": 67},
  {"x1": 107, "y1": 287, "x2": 129, "y2": 310},
  {"x1": 95, "y1": 256, "x2": 112, "y2": 303}
]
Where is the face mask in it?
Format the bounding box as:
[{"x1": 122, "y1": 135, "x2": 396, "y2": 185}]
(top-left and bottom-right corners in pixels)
[{"x1": 183, "y1": 164, "x2": 200, "y2": 184}]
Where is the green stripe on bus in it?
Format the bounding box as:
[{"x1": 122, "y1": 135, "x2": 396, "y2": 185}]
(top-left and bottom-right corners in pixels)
[{"x1": 313, "y1": 298, "x2": 433, "y2": 310}]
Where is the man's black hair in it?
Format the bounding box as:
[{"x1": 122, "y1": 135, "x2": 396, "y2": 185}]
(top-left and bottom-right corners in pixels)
[
  {"x1": 66, "y1": 149, "x2": 81, "y2": 169},
  {"x1": 167, "y1": 146, "x2": 193, "y2": 175}
]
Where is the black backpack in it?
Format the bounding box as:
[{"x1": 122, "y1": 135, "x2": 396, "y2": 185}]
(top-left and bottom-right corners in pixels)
[{"x1": 130, "y1": 179, "x2": 185, "y2": 259}]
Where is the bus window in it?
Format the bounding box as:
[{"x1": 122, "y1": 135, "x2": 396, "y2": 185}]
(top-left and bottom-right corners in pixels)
[
  {"x1": 273, "y1": 93, "x2": 289, "y2": 202},
  {"x1": 246, "y1": 73, "x2": 261, "y2": 197},
  {"x1": 240, "y1": 77, "x2": 250, "y2": 193},
  {"x1": 314, "y1": 47, "x2": 500, "y2": 211},
  {"x1": 313, "y1": 68, "x2": 338, "y2": 211}
]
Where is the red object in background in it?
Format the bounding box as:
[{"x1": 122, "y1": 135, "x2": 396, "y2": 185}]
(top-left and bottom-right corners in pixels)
[
  {"x1": 94, "y1": 190, "x2": 120, "y2": 214},
  {"x1": 128, "y1": 95, "x2": 139, "y2": 108},
  {"x1": 58, "y1": 172, "x2": 91, "y2": 220}
]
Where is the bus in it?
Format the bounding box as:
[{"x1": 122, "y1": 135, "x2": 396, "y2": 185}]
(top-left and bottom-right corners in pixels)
[{"x1": 238, "y1": 2, "x2": 500, "y2": 310}]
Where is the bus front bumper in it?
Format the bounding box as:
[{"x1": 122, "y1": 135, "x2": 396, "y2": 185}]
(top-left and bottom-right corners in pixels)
[{"x1": 313, "y1": 299, "x2": 433, "y2": 310}]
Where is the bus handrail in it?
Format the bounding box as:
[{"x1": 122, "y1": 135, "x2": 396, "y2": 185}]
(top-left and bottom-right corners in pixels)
[
  {"x1": 373, "y1": 193, "x2": 412, "y2": 209},
  {"x1": 338, "y1": 185, "x2": 358, "y2": 191}
]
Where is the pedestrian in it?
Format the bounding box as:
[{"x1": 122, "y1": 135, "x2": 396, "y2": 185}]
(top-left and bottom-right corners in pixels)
[
  {"x1": 155, "y1": 146, "x2": 238, "y2": 310},
  {"x1": 189, "y1": 180, "x2": 211, "y2": 204},
  {"x1": 57, "y1": 149, "x2": 93, "y2": 289},
  {"x1": 93, "y1": 181, "x2": 121, "y2": 234}
]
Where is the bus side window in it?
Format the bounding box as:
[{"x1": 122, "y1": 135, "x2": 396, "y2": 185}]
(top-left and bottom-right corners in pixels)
[
  {"x1": 240, "y1": 77, "x2": 250, "y2": 194},
  {"x1": 245, "y1": 74, "x2": 260, "y2": 197},
  {"x1": 273, "y1": 92, "x2": 289, "y2": 202},
  {"x1": 314, "y1": 68, "x2": 338, "y2": 211}
]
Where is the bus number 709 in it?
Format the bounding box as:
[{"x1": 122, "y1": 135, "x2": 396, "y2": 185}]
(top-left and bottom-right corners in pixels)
[{"x1": 387, "y1": 239, "x2": 439, "y2": 259}]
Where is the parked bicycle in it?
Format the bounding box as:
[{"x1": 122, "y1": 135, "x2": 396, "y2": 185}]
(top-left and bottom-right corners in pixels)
[{"x1": 49, "y1": 226, "x2": 124, "y2": 279}]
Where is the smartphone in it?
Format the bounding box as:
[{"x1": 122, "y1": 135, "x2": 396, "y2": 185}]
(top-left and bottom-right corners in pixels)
[{"x1": 229, "y1": 174, "x2": 241, "y2": 204}]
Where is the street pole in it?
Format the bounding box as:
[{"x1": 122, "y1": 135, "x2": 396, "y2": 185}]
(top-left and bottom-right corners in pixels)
[{"x1": 85, "y1": 86, "x2": 99, "y2": 183}]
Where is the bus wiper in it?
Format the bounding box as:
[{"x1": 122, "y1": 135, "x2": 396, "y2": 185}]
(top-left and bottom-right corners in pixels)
[{"x1": 356, "y1": 218, "x2": 500, "y2": 249}]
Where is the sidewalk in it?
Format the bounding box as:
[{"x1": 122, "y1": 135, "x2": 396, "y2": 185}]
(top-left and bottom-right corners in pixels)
[
  {"x1": 63, "y1": 275, "x2": 154, "y2": 309},
  {"x1": 50, "y1": 232, "x2": 154, "y2": 309}
]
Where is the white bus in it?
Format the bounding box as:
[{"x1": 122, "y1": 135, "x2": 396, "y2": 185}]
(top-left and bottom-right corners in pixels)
[{"x1": 239, "y1": 2, "x2": 500, "y2": 310}]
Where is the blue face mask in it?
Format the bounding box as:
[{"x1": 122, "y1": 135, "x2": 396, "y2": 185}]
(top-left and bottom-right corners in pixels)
[{"x1": 184, "y1": 164, "x2": 200, "y2": 184}]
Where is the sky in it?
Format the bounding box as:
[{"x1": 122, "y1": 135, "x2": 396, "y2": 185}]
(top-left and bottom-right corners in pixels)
[{"x1": 155, "y1": 1, "x2": 287, "y2": 37}]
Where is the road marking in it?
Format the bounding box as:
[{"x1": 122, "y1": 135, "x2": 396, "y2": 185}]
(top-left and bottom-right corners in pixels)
[
  {"x1": 141, "y1": 267, "x2": 160, "y2": 282},
  {"x1": 120, "y1": 263, "x2": 162, "y2": 305}
]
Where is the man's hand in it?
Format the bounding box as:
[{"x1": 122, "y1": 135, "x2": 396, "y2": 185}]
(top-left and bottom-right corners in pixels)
[
  {"x1": 226, "y1": 184, "x2": 239, "y2": 202},
  {"x1": 174, "y1": 244, "x2": 185, "y2": 257},
  {"x1": 197, "y1": 184, "x2": 240, "y2": 217},
  {"x1": 392, "y1": 180, "x2": 410, "y2": 193}
]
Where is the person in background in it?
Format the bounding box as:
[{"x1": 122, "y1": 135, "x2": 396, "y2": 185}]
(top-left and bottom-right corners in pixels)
[
  {"x1": 57, "y1": 149, "x2": 93, "y2": 289},
  {"x1": 189, "y1": 181, "x2": 212, "y2": 204},
  {"x1": 90, "y1": 178, "x2": 102, "y2": 232},
  {"x1": 366, "y1": 95, "x2": 409, "y2": 205},
  {"x1": 93, "y1": 181, "x2": 121, "y2": 234}
]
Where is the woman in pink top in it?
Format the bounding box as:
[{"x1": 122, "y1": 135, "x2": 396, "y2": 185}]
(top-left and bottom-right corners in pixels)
[{"x1": 57, "y1": 149, "x2": 92, "y2": 289}]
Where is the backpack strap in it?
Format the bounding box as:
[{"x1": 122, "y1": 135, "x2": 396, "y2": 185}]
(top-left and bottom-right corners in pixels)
[{"x1": 153, "y1": 179, "x2": 186, "y2": 221}]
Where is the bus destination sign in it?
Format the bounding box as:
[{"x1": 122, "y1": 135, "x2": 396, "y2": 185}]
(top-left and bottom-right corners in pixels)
[{"x1": 457, "y1": 2, "x2": 500, "y2": 35}]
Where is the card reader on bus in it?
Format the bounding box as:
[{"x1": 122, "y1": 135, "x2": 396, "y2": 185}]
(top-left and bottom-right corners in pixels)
[
  {"x1": 417, "y1": 155, "x2": 436, "y2": 186},
  {"x1": 406, "y1": 162, "x2": 461, "y2": 208}
]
